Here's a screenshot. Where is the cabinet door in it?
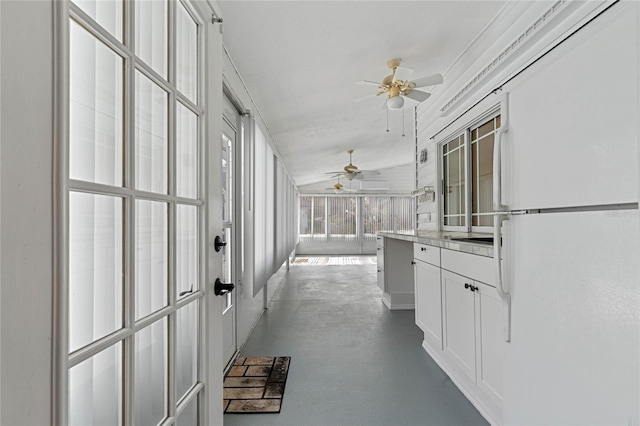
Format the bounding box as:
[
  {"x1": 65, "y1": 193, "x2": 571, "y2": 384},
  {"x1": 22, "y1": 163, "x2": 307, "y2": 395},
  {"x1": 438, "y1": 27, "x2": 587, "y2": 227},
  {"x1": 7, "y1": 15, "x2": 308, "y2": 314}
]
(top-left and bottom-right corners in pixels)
[
  {"x1": 414, "y1": 260, "x2": 443, "y2": 350},
  {"x1": 475, "y1": 282, "x2": 503, "y2": 406},
  {"x1": 376, "y1": 267, "x2": 385, "y2": 292},
  {"x1": 442, "y1": 270, "x2": 476, "y2": 381}
]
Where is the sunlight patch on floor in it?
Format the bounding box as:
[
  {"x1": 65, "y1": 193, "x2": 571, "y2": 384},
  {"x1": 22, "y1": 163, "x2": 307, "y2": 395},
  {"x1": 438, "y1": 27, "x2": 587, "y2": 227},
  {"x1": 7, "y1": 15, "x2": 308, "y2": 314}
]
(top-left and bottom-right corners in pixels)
[{"x1": 293, "y1": 256, "x2": 377, "y2": 266}]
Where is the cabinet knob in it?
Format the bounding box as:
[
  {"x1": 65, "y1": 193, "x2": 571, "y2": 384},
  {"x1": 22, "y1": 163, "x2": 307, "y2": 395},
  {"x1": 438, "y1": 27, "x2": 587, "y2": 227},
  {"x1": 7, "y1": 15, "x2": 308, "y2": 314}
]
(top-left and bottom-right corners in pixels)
[
  {"x1": 411, "y1": 261, "x2": 416, "y2": 265},
  {"x1": 464, "y1": 283, "x2": 470, "y2": 289},
  {"x1": 421, "y1": 247, "x2": 426, "y2": 251},
  {"x1": 470, "y1": 285, "x2": 478, "y2": 292}
]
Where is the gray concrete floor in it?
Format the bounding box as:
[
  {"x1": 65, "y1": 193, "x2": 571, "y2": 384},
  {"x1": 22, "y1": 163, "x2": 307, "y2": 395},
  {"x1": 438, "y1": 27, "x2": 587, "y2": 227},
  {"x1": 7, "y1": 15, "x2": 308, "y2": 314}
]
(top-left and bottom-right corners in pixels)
[{"x1": 224, "y1": 258, "x2": 488, "y2": 426}]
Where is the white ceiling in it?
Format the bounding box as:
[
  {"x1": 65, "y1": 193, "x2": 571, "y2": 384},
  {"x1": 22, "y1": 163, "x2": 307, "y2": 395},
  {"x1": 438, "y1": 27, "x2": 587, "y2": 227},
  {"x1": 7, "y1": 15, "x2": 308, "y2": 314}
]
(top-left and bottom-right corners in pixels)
[{"x1": 217, "y1": 1, "x2": 507, "y2": 190}]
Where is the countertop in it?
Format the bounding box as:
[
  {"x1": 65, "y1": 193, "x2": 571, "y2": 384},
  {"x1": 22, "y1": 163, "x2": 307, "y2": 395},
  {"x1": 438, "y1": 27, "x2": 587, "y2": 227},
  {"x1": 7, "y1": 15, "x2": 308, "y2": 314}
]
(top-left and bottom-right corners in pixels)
[{"x1": 377, "y1": 230, "x2": 495, "y2": 258}]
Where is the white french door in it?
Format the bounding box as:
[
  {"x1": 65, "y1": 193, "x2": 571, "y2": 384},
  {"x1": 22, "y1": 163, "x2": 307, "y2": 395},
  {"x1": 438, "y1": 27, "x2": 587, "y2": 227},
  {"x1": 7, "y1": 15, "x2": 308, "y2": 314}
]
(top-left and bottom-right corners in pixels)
[{"x1": 62, "y1": 0, "x2": 221, "y2": 424}]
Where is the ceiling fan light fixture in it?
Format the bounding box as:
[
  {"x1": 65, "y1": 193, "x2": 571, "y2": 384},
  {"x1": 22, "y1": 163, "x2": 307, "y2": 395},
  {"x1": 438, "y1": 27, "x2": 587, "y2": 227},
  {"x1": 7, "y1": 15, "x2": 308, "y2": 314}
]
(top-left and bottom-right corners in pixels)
[
  {"x1": 344, "y1": 173, "x2": 357, "y2": 181},
  {"x1": 387, "y1": 95, "x2": 404, "y2": 110}
]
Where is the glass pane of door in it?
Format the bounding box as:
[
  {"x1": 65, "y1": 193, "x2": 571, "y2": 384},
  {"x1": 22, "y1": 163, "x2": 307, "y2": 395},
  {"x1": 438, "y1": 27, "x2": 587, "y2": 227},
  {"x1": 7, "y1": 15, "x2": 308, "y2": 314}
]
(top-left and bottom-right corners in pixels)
[
  {"x1": 176, "y1": 302, "x2": 199, "y2": 401},
  {"x1": 134, "y1": 319, "x2": 168, "y2": 425},
  {"x1": 134, "y1": 0, "x2": 167, "y2": 78},
  {"x1": 69, "y1": 20, "x2": 123, "y2": 186},
  {"x1": 176, "y1": 103, "x2": 198, "y2": 199},
  {"x1": 69, "y1": 192, "x2": 123, "y2": 352},
  {"x1": 135, "y1": 72, "x2": 169, "y2": 194},
  {"x1": 135, "y1": 200, "x2": 168, "y2": 320},
  {"x1": 176, "y1": 2, "x2": 198, "y2": 103},
  {"x1": 69, "y1": 342, "x2": 123, "y2": 426},
  {"x1": 72, "y1": 0, "x2": 123, "y2": 41},
  {"x1": 176, "y1": 204, "x2": 198, "y2": 298}
]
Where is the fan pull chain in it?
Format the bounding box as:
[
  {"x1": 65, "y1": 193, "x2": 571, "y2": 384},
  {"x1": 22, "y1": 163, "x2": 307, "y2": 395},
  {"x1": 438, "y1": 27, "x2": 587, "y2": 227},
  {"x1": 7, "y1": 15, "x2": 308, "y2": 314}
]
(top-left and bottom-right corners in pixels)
[
  {"x1": 386, "y1": 107, "x2": 389, "y2": 133},
  {"x1": 402, "y1": 106, "x2": 405, "y2": 137}
]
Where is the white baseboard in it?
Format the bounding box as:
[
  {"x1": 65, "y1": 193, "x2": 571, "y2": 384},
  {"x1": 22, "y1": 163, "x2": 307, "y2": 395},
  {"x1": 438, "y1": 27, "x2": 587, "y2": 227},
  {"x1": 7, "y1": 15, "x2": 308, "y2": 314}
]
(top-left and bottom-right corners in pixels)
[{"x1": 381, "y1": 291, "x2": 415, "y2": 310}]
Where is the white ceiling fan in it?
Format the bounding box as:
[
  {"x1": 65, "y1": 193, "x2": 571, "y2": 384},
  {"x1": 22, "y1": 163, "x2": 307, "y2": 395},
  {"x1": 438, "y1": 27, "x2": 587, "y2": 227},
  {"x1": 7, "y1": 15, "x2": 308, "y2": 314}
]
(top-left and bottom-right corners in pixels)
[
  {"x1": 324, "y1": 180, "x2": 357, "y2": 193},
  {"x1": 325, "y1": 149, "x2": 381, "y2": 181},
  {"x1": 354, "y1": 58, "x2": 443, "y2": 110}
]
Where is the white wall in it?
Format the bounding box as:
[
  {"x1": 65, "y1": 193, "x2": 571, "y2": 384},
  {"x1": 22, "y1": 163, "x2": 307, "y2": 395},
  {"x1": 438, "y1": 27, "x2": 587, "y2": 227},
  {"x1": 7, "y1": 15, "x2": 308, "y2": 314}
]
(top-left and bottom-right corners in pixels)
[{"x1": 0, "y1": 1, "x2": 54, "y2": 424}]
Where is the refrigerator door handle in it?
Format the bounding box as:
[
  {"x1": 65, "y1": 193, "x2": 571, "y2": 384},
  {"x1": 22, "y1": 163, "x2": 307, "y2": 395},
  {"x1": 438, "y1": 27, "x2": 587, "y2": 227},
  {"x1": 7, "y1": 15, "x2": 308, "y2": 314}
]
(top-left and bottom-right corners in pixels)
[
  {"x1": 494, "y1": 213, "x2": 512, "y2": 342},
  {"x1": 493, "y1": 92, "x2": 512, "y2": 342},
  {"x1": 493, "y1": 92, "x2": 509, "y2": 211}
]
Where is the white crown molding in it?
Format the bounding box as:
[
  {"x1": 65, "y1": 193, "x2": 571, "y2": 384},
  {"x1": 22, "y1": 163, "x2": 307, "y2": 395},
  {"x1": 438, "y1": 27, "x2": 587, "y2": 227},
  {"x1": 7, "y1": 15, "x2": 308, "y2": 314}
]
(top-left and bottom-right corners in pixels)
[
  {"x1": 440, "y1": 1, "x2": 569, "y2": 114},
  {"x1": 415, "y1": 0, "x2": 615, "y2": 143}
]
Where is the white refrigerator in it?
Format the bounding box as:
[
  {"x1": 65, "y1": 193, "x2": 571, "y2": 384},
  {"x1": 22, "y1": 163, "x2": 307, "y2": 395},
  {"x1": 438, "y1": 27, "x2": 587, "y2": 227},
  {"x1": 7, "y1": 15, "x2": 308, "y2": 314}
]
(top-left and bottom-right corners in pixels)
[{"x1": 492, "y1": 4, "x2": 639, "y2": 424}]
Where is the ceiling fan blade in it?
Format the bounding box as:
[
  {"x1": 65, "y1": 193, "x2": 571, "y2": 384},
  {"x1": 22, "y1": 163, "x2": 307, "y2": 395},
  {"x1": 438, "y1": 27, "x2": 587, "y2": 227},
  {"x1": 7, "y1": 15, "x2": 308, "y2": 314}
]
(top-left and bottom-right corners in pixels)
[
  {"x1": 358, "y1": 170, "x2": 381, "y2": 176},
  {"x1": 325, "y1": 172, "x2": 347, "y2": 179},
  {"x1": 392, "y1": 66, "x2": 413, "y2": 83},
  {"x1": 412, "y1": 73, "x2": 443, "y2": 88},
  {"x1": 355, "y1": 80, "x2": 382, "y2": 87},
  {"x1": 353, "y1": 93, "x2": 378, "y2": 103},
  {"x1": 405, "y1": 90, "x2": 432, "y2": 102}
]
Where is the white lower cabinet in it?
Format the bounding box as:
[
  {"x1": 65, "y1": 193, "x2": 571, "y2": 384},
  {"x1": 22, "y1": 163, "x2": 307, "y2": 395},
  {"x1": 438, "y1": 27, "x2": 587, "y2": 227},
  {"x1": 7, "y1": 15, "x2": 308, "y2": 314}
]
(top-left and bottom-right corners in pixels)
[
  {"x1": 414, "y1": 260, "x2": 443, "y2": 350},
  {"x1": 442, "y1": 269, "x2": 503, "y2": 406},
  {"x1": 415, "y1": 246, "x2": 503, "y2": 425},
  {"x1": 442, "y1": 270, "x2": 477, "y2": 381},
  {"x1": 475, "y1": 283, "x2": 503, "y2": 407}
]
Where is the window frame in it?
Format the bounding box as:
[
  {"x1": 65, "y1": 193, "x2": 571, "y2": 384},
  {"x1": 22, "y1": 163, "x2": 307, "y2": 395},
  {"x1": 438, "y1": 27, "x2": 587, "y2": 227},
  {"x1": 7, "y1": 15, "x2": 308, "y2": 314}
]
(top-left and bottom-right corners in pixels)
[{"x1": 438, "y1": 107, "x2": 501, "y2": 233}]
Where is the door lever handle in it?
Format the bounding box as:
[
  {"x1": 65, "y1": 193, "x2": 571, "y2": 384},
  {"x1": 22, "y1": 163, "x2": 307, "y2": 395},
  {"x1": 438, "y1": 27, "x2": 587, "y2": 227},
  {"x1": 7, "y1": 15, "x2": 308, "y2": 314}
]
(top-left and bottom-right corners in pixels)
[
  {"x1": 214, "y1": 235, "x2": 227, "y2": 252},
  {"x1": 214, "y1": 278, "x2": 234, "y2": 296}
]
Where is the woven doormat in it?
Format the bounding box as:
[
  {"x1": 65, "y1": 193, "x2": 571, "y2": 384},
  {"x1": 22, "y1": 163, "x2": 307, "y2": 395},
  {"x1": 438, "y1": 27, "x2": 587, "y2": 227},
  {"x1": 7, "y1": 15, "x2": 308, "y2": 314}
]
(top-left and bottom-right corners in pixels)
[{"x1": 223, "y1": 356, "x2": 291, "y2": 414}]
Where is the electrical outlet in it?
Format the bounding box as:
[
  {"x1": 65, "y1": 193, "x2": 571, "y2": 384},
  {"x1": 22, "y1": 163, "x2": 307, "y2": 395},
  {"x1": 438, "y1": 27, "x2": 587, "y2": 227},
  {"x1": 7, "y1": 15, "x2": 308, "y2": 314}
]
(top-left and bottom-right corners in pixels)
[{"x1": 419, "y1": 191, "x2": 435, "y2": 203}]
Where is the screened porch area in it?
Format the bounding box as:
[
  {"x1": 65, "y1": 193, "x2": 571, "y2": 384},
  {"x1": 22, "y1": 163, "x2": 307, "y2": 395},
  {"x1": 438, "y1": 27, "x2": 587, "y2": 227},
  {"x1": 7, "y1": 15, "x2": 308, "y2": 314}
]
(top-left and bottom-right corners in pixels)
[{"x1": 297, "y1": 196, "x2": 415, "y2": 255}]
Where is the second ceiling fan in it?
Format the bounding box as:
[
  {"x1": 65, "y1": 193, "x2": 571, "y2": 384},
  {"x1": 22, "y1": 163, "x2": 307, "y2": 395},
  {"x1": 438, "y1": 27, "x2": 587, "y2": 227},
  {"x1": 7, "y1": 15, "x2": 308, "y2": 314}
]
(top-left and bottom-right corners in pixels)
[
  {"x1": 325, "y1": 149, "x2": 380, "y2": 181},
  {"x1": 355, "y1": 58, "x2": 443, "y2": 110}
]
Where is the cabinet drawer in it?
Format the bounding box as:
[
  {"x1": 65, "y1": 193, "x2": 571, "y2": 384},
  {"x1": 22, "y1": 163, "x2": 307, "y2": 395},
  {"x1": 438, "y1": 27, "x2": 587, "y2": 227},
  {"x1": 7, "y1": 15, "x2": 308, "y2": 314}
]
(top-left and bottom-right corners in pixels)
[
  {"x1": 441, "y1": 248, "x2": 494, "y2": 286},
  {"x1": 413, "y1": 243, "x2": 440, "y2": 266}
]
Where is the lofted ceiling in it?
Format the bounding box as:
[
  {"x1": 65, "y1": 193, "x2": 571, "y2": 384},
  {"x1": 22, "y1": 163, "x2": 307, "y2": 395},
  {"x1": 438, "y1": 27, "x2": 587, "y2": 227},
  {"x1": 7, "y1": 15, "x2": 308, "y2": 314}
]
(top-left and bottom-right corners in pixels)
[{"x1": 217, "y1": 1, "x2": 508, "y2": 192}]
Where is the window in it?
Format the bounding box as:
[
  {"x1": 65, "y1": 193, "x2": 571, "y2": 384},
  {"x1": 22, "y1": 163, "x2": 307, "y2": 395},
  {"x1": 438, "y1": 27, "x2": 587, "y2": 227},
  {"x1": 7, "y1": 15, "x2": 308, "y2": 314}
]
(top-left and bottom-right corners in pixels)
[
  {"x1": 328, "y1": 197, "x2": 357, "y2": 239},
  {"x1": 299, "y1": 196, "x2": 326, "y2": 236},
  {"x1": 441, "y1": 114, "x2": 500, "y2": 231}
]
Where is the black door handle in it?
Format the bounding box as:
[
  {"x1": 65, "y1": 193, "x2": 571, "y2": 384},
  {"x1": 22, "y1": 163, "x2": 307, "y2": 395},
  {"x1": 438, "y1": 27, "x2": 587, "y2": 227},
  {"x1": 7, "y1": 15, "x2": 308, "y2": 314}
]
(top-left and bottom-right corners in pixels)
[
  {"x1": 214, "y1": 278, "x2": 234, "y2": 296},
  {"x1": 214, "y1": 235, "x2": 227, "y2": 252}
]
